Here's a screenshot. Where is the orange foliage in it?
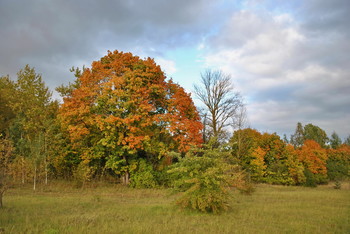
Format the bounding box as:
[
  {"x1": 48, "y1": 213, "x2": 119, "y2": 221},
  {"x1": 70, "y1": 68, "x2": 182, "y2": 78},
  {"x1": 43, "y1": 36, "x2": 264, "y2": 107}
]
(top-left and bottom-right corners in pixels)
[
  {"x1": 251, "y1": 146, "x2": 267, "y2": 178},
  {"x1": 59, "y1": 50, "x2": 202, "y2": 165},
  {"x1": 327, "y1": 144, "x2": 350, "y2": 162},
  {"x1": 297, "y1": 140, "x2": 327, "y2": 174}
]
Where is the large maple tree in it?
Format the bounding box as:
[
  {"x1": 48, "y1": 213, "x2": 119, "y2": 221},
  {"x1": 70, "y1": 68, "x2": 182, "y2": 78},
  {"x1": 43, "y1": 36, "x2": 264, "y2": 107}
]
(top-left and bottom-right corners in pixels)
[{"x1": 59, "y1": 50, "x2": 202, "y2": 183}]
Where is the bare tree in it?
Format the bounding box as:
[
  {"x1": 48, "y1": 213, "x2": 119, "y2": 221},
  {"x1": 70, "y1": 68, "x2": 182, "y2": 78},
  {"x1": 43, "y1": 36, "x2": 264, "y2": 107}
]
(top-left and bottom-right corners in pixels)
[
  {"x1": 231, "y1": 105, "x2": 248, "y2": 158},
  {"x1": 194, "y1": 69, "x2": 243, "y2": 143}
]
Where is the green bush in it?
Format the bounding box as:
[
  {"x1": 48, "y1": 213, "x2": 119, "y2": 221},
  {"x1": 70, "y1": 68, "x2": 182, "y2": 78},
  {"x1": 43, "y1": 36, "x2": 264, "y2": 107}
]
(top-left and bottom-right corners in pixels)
[
  {"x1": 303, "y1": 169, "x2": 317, "y2": 187},
  {"x1": 129, "y1": 159, "x2": 157, "y2": 188},
  {"x1": 327, "y1": 159, "x2": 348, "y2": 181},
  {"x1": 73, "y1": 162, "x2": 94, "y2": 188},
  {"x1": 167, "y1": 145, "x2": 246, "y2": 214},
  {"x1": 333, "y1": 180, "x2": 342, "y2": 189}
]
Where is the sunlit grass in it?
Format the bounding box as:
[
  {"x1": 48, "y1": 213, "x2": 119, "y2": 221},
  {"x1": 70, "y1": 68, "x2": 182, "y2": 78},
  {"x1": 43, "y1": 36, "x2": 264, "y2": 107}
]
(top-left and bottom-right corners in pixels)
[{"x1": 1, "y1": 181, "x2": 349, "y2": 233}]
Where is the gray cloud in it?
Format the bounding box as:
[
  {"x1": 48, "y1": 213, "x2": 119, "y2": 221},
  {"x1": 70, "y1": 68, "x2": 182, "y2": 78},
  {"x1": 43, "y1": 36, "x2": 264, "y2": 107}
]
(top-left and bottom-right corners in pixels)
[
  {"x1": 203, "y1": 0, "x2": 350, "y2": 139},
  {"x1": 0, "y1": 0, "x2": 221, "y2": 97},
  {"x1": 1, "y1": 0, "x2": 349, "y2": 139}
]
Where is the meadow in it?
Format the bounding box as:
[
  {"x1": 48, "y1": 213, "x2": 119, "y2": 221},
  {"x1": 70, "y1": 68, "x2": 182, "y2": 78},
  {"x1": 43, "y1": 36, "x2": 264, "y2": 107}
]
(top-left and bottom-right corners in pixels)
[{"x1": 0, "y1": 181, "x2": 349, "y2": 234}]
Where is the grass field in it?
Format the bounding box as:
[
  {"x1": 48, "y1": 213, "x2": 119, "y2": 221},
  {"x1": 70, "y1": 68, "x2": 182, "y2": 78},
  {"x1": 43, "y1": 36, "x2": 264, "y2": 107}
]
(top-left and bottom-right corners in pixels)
[{"x1": 0, "y1": 181, "x2": 349, "y2": 234}]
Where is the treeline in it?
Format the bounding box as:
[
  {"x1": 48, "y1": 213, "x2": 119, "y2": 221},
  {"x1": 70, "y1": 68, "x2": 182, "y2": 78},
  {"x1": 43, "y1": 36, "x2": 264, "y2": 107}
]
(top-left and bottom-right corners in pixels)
[
  {"x1": 231, "y1": 126, "x2": 350, "y2": 187},
  {"x1": 1, "y1": 51, "x2": 205, "y2": 191},
  {"x1": 1, "y1": 51, "x2": 349, "y2": 211}
]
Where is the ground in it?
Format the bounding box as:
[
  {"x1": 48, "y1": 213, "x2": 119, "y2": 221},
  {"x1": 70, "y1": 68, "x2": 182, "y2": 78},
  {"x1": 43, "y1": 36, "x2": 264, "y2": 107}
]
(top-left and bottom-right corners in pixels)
[{"x1": 0, "y1": 181, "x2": 349, "y2": 233}]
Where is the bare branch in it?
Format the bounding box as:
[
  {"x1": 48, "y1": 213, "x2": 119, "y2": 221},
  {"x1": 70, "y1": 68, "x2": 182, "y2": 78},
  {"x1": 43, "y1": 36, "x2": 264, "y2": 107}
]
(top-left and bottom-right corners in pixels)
[{"x1": 193, "y1": 69, "x2": 244, "y2": 143}]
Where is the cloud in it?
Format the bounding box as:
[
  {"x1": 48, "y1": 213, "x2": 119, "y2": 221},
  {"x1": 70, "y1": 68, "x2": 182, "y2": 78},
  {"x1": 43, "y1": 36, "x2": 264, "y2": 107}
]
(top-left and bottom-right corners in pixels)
[
  {"x1": 203, "y1": 1, "x2": 350, "y2": 138},
  {"x1": 154, "y1": 58, "x2": 177, "y2": 76},
  {"x1": 1, "y1": 0, "x2": 349, "y2": 139},
  {"x1": 0, "y1": 0, "x2": 220, "y2": 93}
]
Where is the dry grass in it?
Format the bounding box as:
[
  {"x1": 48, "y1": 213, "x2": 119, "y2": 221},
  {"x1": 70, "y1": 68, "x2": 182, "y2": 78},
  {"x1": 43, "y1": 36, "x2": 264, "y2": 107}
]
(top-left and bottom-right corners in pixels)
[{"x1": 0, "y1": 181, "x2": 349, "y2": 233}]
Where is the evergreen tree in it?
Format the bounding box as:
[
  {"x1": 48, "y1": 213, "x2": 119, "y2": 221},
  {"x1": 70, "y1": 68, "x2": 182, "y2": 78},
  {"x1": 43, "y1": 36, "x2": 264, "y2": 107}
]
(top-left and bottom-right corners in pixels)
[
  {"x1": 330, "y1": 132, "x2": 342, "y2": 149},
  {"x1": 304, "y1": 124, "x2": 328, "y2": 148},
  {"x1": 290, "y1": 122, "x2": 304, "y2": 148}
]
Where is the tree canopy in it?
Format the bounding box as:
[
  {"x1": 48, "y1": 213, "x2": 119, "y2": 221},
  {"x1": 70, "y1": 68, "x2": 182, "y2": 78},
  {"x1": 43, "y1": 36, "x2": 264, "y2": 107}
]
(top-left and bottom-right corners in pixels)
[{"x1": 59, "y1": 50, "x2": 203, "y2": 183}]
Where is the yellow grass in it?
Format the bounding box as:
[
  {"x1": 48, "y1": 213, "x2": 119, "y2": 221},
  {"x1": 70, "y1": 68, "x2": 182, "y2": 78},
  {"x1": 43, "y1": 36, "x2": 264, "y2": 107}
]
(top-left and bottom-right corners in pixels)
[{"x1": 0, "y1": 181, "x2": 349, "y2": 233}]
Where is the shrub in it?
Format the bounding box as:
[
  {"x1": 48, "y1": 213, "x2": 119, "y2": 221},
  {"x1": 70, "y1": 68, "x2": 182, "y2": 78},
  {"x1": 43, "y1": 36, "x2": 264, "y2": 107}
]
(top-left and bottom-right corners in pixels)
[
  {"x1": 303, "y1": 169, "x2": 317, "y2": 187},
  {"x1": 73, "y1": 162, "x2": 93, "y2": 188},
  {"x1": 333, "y1": 180, "x2": 342, "y2": 189},
  {"x1": 129, "y1": 159, "x2": 157, "y2": 188},
  {"x1": 167, "y1": 144, "x2": 247, "y2": 214}
]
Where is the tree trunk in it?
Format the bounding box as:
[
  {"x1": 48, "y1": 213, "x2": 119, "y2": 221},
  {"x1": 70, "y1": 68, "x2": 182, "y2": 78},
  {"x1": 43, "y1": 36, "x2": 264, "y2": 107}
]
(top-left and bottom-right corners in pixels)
[
  {"x1": 22, "y1": 172, "x2": 25, "y2": 184},
  {"x1": 122, "y1": 155, "x2": 130, "y2": 185},
  {"x1": 125, "y1": 171, "x2": 129, "y2": 185},
  {"x1": 122, "y1": 172, "x2": 130, "y2": 185},
  {"x1": 237, "y1": 131, "x2": 242, "y2": 158},
  {"x1": 45, "y1": 159, "x2": 48, "y2": 185},
  {"x1": 0, "y1": 189, "x2": 5, "y2": 208},
  {"x1": 45, "y1": 168, "x2": 48, "y2": 185},
  {"x1": 21, "y1": 157, "x2": 25, "y2": 184},
  {"x1": 33, "y1": 165, "x2": 37, "y2": 191},
  {"x1": 21, "y1": 134, "x2": 25, "y2": 184},
  {"x1": 44, "y1": 135, "x2": 48, "y2": 185}
]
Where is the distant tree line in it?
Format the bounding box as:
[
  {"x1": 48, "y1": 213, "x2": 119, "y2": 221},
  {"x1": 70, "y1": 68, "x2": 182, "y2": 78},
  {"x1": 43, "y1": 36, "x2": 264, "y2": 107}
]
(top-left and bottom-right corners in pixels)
[{"x1": 231, "y1": 124, "x2": 350, "y2": 187}]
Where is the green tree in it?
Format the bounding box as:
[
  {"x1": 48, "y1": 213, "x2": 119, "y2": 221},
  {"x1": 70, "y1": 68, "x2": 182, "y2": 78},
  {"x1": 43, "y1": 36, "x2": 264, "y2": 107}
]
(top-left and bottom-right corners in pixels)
[
  {"x1": 344, "y1": 135, "x2": 350, "y2": 146},
  {"x1": 327, "y1": 145, "x2": 350, "y2": 180},
  {"x1": 167, "y1": 142, "x2": 247, "y2": 214},
  {"x1": 230, "y1": 128, "x2": 262, "y2": 173},
  {"x1": 0, "y1": 76, "x2": 16, "y2": 135},
  {"x1": 290, "y1": 122, "x2": 304, "y2": 148},
  {"x1": 9, "y1": 65, "x2": 55, "y2": 189},
  {"x1": 303, "y1": 124, "x2": 328, "y2": 148},
  {"x1": 330, "y1": 132, "x2": 342, "y2": 149},
  {"x1": 258, "y1": 133, "x2": 297, "y2": 185}
]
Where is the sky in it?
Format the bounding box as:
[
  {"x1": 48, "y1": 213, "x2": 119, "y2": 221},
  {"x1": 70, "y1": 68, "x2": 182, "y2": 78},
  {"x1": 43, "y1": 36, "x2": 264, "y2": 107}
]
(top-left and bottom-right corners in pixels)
[{"x1": 1, "y1": 0, "x2": 349, "y2": 140}]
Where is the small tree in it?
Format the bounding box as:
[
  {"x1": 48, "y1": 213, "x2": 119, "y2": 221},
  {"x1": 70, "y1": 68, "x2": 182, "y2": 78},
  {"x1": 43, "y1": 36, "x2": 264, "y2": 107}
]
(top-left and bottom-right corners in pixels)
[
  {"x1": 290, "y1": 122, "x2": 304, "y2": 148},
  {"x1": 330, "y1": 132, "x2": 342, "y2": 149},
  {"x1": 168, "y1": 141, "x2": 248, "y2": 214},
  {"x1": 344, "y1": 135, "x2": 350, "y2": 146}
]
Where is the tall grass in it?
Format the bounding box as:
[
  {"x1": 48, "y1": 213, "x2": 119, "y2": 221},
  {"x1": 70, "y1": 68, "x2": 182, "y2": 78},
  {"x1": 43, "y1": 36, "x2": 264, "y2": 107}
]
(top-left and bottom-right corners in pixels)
[{"x1": 0, "y1": 181, "x2": 349, "y2": 233}]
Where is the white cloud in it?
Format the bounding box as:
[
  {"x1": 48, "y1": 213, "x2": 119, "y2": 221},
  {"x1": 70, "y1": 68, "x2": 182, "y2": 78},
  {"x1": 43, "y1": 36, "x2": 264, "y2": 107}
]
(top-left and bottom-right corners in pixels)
[
  {"x1": 154, "y1": 57, "x2": 177, "y2": 76},
  {"x1": 203, "y1": 5, "x2": 350, "y2": 138}
]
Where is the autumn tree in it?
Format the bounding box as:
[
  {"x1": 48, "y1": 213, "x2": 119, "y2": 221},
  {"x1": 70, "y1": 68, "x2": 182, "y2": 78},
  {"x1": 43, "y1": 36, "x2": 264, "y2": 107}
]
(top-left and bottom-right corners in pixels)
[
  {"x1": 250, "y1": 146, "x2": 267, "y2": 181},
  {"x1": 297, "y1": 140, "x2": 328, "y2": 185},
  {"x1": 284, "y1": 145, "x2": 306, "y2": 185},
  {"x1": 231, "y1": 129, "x2": 305, "y2": 185},
  {"x1": 59, "y1": 50, "x2": 202, "y2": 184},
  {"x1": 194, "y1": 69, "x2": 242, "y2": 143},
  {"x1": 230, "y1": 128, "x2": 262, "y2": 172}
]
